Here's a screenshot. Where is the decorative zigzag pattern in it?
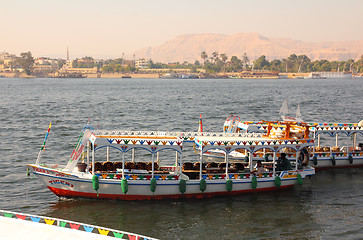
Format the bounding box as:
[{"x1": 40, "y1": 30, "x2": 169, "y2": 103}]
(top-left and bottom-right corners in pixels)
[{"x1": 0, "y1": 210, "x2": 156, "y2": 240}]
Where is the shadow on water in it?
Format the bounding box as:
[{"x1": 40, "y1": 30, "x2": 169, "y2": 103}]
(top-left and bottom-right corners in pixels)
[
  {"x1": 44, "y1": 169, "x2": 363, "y2": 239},
  {"x1": 46, "y1": 187, "x2": 321, "y2": 240}
]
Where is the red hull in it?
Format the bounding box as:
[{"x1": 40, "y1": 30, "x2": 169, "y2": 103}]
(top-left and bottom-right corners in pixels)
[{"x1": 48, "y1": 185, "x2": 293, "y2": 201}]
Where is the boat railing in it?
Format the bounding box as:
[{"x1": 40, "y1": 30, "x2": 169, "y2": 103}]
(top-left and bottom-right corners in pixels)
[
  {"x1": 95, "y1": 172, "x2": 181, "y2": 181},
  {"x1": 91, "y1": 166, "x2": 301, "y2": 181},
  {"x1": 93, "y1": 171, "x2": 281, "y2": 181}
]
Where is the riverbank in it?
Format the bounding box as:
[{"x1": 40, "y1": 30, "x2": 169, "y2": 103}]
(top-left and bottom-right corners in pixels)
[
  {"x1": 0, "y1": 72, "x2": 160, "y2": 79},
  {"x1": 1, "y1": 72, "x2": 360, "y2": 79}
]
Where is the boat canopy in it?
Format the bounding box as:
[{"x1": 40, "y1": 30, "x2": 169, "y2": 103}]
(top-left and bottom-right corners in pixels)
[
  {"x1": 91, "y1": 130, "x2": 261, "y2": 154},
  {"x1": 93, "y1": 134, "x2": 184, "y2": 154},
  {"x1": 194, "y1": 135, "x2": 314, "y2": 154},
  {"x1": 238, "y1": 121, "x2": 269, "y2": 133},
  {"x1": 308, "y1": 122, "x2": 363, "y2": 136},
  {"x1": 237, "y1": 121, "x2": 363, "y2": 137}
]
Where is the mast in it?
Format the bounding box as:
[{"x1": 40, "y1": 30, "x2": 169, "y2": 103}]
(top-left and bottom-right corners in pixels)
[{"x1": 298, "y1": 60, "x2": 303, "y2": 73}]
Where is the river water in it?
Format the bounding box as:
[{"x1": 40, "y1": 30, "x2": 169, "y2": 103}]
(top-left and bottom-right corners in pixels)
[{"x1": 0, "y1": 77, "x2": 362, "y2": 239}]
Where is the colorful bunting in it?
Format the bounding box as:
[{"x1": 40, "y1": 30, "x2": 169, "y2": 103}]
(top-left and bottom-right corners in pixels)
[{"x1": 0, "y1": 210, "x2": 155, "y2": 240}]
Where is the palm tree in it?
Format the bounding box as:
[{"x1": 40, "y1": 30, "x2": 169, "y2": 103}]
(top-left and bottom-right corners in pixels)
[
  {"x1": 220, "y1": 53, "x2": 228, "y2": 72},
  {"x1": 242, "y1": 53, "x2": 249, "y2": 71},
  {"x1": 201, "y1": 51, "x2": 208, "y2": 65},
  {"x1": 212, "y1": 51, "x2": 219, "y2": 64}
]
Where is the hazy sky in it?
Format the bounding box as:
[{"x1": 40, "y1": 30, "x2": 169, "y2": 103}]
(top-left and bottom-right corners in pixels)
[{"x1": 2, "y1": 0, "x2": 363, "y2": 59}]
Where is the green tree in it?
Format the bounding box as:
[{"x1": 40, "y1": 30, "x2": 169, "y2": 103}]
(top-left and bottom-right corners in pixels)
[
  {"x1": 253, "y1": 55, "x2": 270, "y2": 70},
  {"x1": 18, "y1": 51, "x2": 34, "y2": 75},
  {"x1": 228, "y1": 56, "x2": 242, "y2": 72},
  {"x1": 270, "y1": 60, "x2": 282, "y2": 71},
  {"x1": 288, "y1": 54, "x2": 297, "y2": 61},
  {"x1": 57, "y1": 59, "x2": 66, "y2": 69}
]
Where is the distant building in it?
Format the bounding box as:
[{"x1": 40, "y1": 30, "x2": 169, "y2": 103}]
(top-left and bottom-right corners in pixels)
[
  {"x1": 135, "y1": 58, "x2": 150, "y2": 69},
  {"x1": 0, "y1": 52, "x2": 17, "y2": 66},
  {"x1": 34, "y1": 57, "x2": 57, "y2": 66},
  {"x1": 60, "y1": 61, "x2": 97, "y2": 74}
]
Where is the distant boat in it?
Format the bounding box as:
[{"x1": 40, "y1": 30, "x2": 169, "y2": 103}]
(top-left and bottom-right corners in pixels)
[
  {"x1": 280, "y1": 99, "x2": 304, "y2": 122},
  {"x1": 161, "y1": 73, "x2": 199, "y2": 79},
  {"x1": 305, "y1": 73, "x2": 326, "y2": 79},
  {"x1": 160, "y1": 73, "x2": 179, "y2": 79},
  {"x1": 305, "y1": 72, "x2": 352, "y2": 79},
  {"x1": 56, "y1": 72, "x2": 86, "y2": 78}
]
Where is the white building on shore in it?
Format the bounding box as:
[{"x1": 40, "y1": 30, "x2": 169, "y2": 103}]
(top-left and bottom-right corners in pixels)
[{"x1": 307, "y1": 72, "x2": 352, "y2": 79}]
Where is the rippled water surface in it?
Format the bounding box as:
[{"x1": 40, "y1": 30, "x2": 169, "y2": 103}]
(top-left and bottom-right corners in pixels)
[{"x1": 0, "y1": 77, "x2": 362, "y2": 239}]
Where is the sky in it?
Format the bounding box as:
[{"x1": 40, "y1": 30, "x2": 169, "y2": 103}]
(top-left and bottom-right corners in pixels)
[{"x1": 2, "y1": 0, "x2": 363, "y2": 59}]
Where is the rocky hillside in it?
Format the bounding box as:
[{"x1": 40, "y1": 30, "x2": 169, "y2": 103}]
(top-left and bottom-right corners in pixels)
[{"x1": 133, "y1": 32, "x2": 363, "y2": 63}]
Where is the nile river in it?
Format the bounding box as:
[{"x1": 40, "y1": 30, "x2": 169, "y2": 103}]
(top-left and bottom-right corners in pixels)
[{"x1": 0, "y1": 77, "x2": 362, "y2": 239}]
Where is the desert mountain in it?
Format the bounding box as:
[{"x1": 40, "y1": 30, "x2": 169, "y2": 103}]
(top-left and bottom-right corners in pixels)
[{"x1": 133, "y1": 32, "x2": 363, "y2": 63}]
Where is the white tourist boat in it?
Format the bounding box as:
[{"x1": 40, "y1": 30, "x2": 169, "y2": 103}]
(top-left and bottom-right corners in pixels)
[
  {"x1": 309, "y1": 121, "x2": 363, "y2": 169},
  {"x1": 28, "y1": 121, "x2": 315, "y2": 200},
  {"x1": 224, "y1": 117, "x2": 363, "y2": 170}
]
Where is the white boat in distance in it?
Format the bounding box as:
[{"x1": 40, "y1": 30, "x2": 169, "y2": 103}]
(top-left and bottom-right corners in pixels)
[
  {"x1": 28, "y1": 120, "x2": 315, "y2": 200},
  {"x1": 279, "y1": 99, "x2": 303, "y2": 122}
]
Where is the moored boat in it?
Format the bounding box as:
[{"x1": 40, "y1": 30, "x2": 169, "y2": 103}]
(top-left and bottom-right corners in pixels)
[
  {"x1": 222, "y1": 117, "x2": 363, "y2": 170},
  {"x1": 28, "y1": 120, "x2": 315, "y2": 201}
]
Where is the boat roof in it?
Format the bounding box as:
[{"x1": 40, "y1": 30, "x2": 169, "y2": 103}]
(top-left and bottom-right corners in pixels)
[
  {"x1": 194, "y1": 135, "x2": 314, "y2": 154},
  {"x1": 90, "y1": 126, "x2": 315, "y2": 154},
  {"x1": 92, "y1": 130, "x2": 252, "y2": 154},
  {"x1": 93, "y1": 133, "x2": 184, "y2": 154},
  {"x1": 311, "y1": 122, "x2": 363, "y2": 136},
  {"x1": 238, "y1": 121, "x2": 363, "y2": 136}
]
